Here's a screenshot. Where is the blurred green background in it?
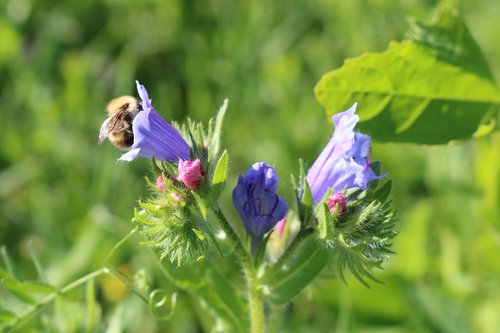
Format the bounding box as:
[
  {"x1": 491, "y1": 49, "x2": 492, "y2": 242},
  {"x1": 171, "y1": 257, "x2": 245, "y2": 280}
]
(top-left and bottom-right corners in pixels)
[{"x1": 1, "y1": 0, "x2": 500, "y2": 332}]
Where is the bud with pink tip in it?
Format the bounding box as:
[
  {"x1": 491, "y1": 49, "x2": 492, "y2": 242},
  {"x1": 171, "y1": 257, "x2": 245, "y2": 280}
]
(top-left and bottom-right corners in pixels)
[
  {"x1": 156, "y1": 175, "x2": 167, "y2": 192},
  {"x1": 177, "y1": 159, "x2": 206, "y2": 190},
  {"x1": 327, "y1": 192, "x2": 346, "y2": 218},
  {"x1": 275, "y1": 217, "x2": 287, "y2": 239}
]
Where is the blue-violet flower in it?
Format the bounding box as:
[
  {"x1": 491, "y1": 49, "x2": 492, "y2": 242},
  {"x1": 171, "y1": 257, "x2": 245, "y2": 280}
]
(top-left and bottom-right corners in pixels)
[
  {"x1": 232, "y1": 162, "x2": 288, "y2": 238},
  {"x1": 306, "y1": 103, "x2": 382, "y2": 204},
  {"x1": 119, "y1": 81, "x2": 190, "y2": 162}
]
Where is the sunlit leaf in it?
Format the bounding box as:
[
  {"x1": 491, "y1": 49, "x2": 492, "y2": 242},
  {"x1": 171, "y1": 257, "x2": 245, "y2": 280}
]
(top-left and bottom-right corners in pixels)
[
  {"x1": 211, "y1": 150, "x2": 228, "y2": 200},
  {"x1": 208, "y1": 99, "x2": 228, "y2": 160},
  {"x1": 315, "y1": 7, "x2": 500, "y2": 144}
]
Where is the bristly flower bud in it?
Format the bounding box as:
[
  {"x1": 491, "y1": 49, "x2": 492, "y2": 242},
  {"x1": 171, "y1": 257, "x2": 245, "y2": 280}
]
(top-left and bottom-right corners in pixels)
[
  {"x1": 177, "y1": 159, "x2": 205, "y2": 190},
  {"x1": 327, "y1": 192, "x2": 346, "y2": 218},
  {"x1": 156, "y1": 175, "x2": 166, "y2": 192}
]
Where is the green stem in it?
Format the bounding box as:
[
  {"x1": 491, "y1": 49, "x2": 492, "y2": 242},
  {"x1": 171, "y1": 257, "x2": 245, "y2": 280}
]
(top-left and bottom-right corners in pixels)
[
  {"x1": 245, "y1": 267, "x2": 264, "y2": 333},
  {"x1": 271, "y1": 228, "x2": 314, "y2": 275},
  {"x1": 212, "y1": 206, "x2": 252, "y2": 268},
  {"x1": 212, "y1": 206, "x2": 263, "y2": 333}
]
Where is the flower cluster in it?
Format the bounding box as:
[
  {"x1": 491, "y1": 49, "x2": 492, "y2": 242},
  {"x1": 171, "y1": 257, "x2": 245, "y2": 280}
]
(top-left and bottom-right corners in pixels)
[{"x1": 99, "y1": 81, "x2": 395, "y2": 284}]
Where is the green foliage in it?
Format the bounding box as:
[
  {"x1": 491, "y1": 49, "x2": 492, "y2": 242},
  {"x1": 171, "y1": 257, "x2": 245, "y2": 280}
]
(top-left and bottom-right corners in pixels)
[
  {"x1": 133, "y1": 186, "x2": 210, "y2": 266},
  {"x1": 293, "y1": 160, "x2": 315, "y2": 228},
  {"x1": 207, "y1": 99, "x2": 228, "y2": 162},
  {"x1": 0, "y1": 248, "x2": 113, "y2": 332},
  {"x1": 325, "y1": 184, "x2": 397, "y2": 286},
  {"x1": 211, "y1": 150, "x2": 229, "y2": 201},
  {"x1": 316, "y1": 201, "x2": 336, "y2": 242},
  {"x1": 158, "y1": 259, "x2": 248, "y2": 332},
  {"x1": 264, "y1": 236, "x2": 328, "y2": 305},
  {"x1": 133, "y1": 100, "x2": 231, "y2": 267},
  {"x1": 1, "y1": 0, "x2": 500, "y2": 331},
  {"x1": 315, "y1": 7, "x2": 500, "y2": 144}
]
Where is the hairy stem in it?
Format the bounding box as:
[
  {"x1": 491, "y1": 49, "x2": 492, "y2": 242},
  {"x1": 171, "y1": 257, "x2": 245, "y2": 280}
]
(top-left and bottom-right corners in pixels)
[
  {"x1": 212, "y1": 205, "x2": 264, "y2": 333},
  {"x1": 212, "y1": 205, "x2": 252, "y2": 268},
  {"x1": 245, "y1": 266, "x2": 264, "y2": 333}
]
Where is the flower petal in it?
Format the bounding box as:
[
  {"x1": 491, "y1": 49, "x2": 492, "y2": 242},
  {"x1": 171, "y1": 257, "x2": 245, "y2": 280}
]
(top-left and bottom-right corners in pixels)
[
  {"x1": 232, "y1": 162, "x2": 288, "y2": 238},
  {"x1": 306, "y1": 103, "x2": 383, "y2": 204},
  {"x1": 118, "y1": 81, "x2": 190, "y2": 162}
]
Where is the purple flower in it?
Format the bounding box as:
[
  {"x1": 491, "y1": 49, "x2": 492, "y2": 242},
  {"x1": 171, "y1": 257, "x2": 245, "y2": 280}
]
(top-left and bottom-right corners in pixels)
[
  {"x1": 232, "y1": 162, "x2": 288, "y2": 238},
  {"x1": 119, "y1": 81, "x2": 190, "y2": 162},
  {"x1": 306, "y1": 103, "x2": 382, "y2": 205}
]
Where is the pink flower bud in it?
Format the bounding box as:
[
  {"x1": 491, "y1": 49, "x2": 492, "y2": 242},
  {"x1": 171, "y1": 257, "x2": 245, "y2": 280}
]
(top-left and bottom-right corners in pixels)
[
  {"x1": 275, "y1": 217, "x2": 287, "y2": 239},
  {"x1": 177, "y1": 159, "x2": 205, "y2": 190},
  {"x1": 156, "y1": 175, "x2": 166, "y2": 192},
  {"x1": 327, "y1": 192, "x2": 346, "y2": 218}
]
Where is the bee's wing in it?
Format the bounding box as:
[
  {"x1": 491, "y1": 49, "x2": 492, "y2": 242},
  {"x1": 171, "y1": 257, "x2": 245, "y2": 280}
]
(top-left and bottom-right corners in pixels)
[{"x1": 98, "y1": 117, "x2": 111, "y2": 144}]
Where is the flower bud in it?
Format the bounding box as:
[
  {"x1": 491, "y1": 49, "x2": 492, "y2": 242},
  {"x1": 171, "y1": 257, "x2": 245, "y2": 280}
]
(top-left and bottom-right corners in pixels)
[
  {"x1": 156, "y1": 175, "x2": 166, "y2": 192},
  {"x1": 275, "y1": 217, "x2": 287, "y2": 239},
  {"x1": 232, "y1": 162, "x2": 288, "y2": 238},
  {"x1": 177, "y1": 159, "x2": 205, "y2": 190},
  {"x1": 327, "y1": 192, "x2": 346, "y2": 218}
]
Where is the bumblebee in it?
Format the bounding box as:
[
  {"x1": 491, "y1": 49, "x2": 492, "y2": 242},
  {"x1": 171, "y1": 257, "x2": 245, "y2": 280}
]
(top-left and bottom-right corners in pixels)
[{"x1": 98, "y1": 96, "x2": 142, "y2": 150}]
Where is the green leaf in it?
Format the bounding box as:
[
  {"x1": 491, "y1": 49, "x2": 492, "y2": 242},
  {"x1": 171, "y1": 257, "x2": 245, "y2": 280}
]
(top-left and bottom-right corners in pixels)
[
  {"x1": 27, "y1": 240, "x2": 48, "y2": 283},
  {"x1": 0, "y1": 309, "x2": 16, "y2": 324},
  {"x1": 314, "y1": 7, "x2": 500, "y2": 144},
  {"x1": 1, "y1": 246, "x2": 18, "y2": 280},
  {"x1": 373, "y1": 179, "x2": 392, "y2": 203},
  {"x1": 0, "y1": 267, "x2": 13, "y2": 280},
  {"x1": 264, "y1": 238, "x2": 328, "y2": 305},
  {"x1": 2, "y1": 279, "x2": 36, "y2": 304},
  {"x1": 208, "y1": 99, "x2": 228, "y2": 160},
  {"x1": 299, "y1": 180, "x2": 314, "y2": 228},
  {"x1": 316, "y1": 202, "x2": 335, "y2": 242},
  {"x1": 254, "y1": 232, "x2": 273, "y2": 267},
  {"x1": 20, "y1": 281, "x2": 57, "y2": 294},
  {"x1": 192, "y1": 191, "x2": 208, "y2": 220},
  {"x1": 211, "y1": 150, "x2": 228, "y2": 200}
]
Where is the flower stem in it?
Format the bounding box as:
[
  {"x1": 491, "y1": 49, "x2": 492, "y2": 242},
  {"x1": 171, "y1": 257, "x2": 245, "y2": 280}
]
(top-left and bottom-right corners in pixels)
[
  {"x1": 212, "y1": 206, "x2": 252, "y2": 268},
  {"x1": 246, "y1": 266, "x2": 264, "y2": 333},
  {"x1": 212, "y1": 206, "x2": 264, "y2": 333}
]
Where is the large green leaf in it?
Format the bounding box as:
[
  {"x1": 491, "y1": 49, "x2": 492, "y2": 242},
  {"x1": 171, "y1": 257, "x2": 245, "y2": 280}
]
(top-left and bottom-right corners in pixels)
[{"x1": 314, "y1": 8, "x2": 500, "y2": 144}]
